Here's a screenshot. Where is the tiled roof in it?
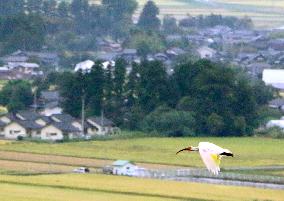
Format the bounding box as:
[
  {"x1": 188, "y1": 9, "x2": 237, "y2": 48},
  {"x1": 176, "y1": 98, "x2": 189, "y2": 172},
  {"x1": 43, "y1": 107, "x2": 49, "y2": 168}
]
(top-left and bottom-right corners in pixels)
[
  {"x1": 88, "y1": 117, "x2": 114, "y2": 127},
  {"x1": 51, "y1": 122, "x2": 80, "y2": 133},
  {"x1": 112, "y1": 160, "x2": 132, "y2": 166},
  {"x1": 51, "y1": 114, "x2": 77, "y2": 123}
]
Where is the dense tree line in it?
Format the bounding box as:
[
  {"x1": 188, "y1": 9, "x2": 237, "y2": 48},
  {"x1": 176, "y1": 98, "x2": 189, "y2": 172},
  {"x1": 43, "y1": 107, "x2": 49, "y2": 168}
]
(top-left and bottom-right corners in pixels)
[{"x1": 32, "y1": 59, "x2": 273, "y2": 137}]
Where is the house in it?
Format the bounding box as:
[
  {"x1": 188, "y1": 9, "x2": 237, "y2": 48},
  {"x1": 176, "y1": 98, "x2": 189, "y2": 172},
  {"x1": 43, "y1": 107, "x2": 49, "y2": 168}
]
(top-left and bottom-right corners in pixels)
[
  {"x1": 8, "y1": 62, "x2": 42, "y2": 75},
  {"x1": 26, "y1": 52, "x2": 59, "y2": 66},
  {"x1": 166, "y1": 47, "x2": 186, "y2": 59},
  {"x1": 120, "y1": 49, "x2": 138, "y2": 63},
  {"x1": 112, "y1": 160, "x2": 137, "y2": 176},
  {"x1": 197, "y1": 46, "x2": 216, "y2": 59},
  {"x1": 74, "y1": 60, "x2": 95, "y2": 73},
  {"x1": 50, "y1": 114, "x2": 83, "y2": 131},
  {"x1": 0, "y1": 110, "x2": 119, "y2": 141},
  {"x1": 0, "y1": 111, "x2": 44, "y2": 139},
  {"x1": 269, "y1": 39, "x2": 284, "y2": 51},
  {"x1": 246, "y1": 63, "x2": 271, "y2": 78},
  {"x1": 262, "y1": 69, "x2": 284, "y2": 90},
  {"x1": 0, "y1": 50, "x2": 29, "y2": 63},
  {"x1": 1, "y1": 50, "x2": 59, "y2": 67},
  {"x1": 0, "y1": 111, "x2": 81, "y2": 141},
  {"x1": 154, "y1": 53, "x2": 168, "y2": 62},
  {"x1": 266, "y1": 120, "x2": 284, "y2": 130},
  {"x1": 268, "y1": 98, "x2": 284, "y2": 111},
  {"x1": 86, "y1": 116, "x2": 117, "y2": 136},
  {"x1": 39, "y1": 90, "x2": 62, "y2": 116},
  {"x1": 41, "y1": 122, "x2": 81, "y2": 141}
]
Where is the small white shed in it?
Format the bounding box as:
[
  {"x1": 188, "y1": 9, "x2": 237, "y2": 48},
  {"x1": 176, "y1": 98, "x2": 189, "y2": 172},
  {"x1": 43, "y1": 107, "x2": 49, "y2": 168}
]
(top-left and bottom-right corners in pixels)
[{"x1": 112, "y1": 160, "x2": 137, "y2": 176}]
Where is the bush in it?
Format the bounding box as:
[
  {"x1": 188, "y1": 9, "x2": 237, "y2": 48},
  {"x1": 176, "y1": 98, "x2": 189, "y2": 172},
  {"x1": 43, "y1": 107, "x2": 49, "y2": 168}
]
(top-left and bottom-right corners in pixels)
[
  {"x1": 256, "y1": 127, "x2": 284, "y2": 139},
  {"x1": 17, "y1": 136, "x2": 24, "y2": 141},
  {"x1": 141, "y1": 106, "x2": 196, "y2": 137}
]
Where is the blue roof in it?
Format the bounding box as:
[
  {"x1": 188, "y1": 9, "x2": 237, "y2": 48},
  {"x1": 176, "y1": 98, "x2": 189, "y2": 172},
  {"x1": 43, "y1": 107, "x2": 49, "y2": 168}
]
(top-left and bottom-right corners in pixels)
[{"x1": 112, "y1": 160, "x2": 132, "y2": 166}]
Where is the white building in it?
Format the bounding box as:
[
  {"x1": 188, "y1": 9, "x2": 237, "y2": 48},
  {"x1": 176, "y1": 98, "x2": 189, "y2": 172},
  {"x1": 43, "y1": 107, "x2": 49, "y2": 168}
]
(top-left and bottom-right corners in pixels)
[
  {"x1": 74, "y1": 60, "x2": 95, "y2": 73},
  {"x1": 262, "y1": 69, "x2": 284, "y2": 90},
  {"x1": 197, "y1": 46, "x2": 216, "y2": 59},
  {"x1": 112, "y1": 160, "x2": 137, "y2": 176},
  {"x1": 266, "y1": 120, "x2": 284, "y2": 130}
]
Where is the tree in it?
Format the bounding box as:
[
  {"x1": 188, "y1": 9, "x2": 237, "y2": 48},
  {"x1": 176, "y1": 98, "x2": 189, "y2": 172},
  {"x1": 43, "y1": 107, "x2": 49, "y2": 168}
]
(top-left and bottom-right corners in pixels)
[
  {"x1": 70, "y1": 0, "x2": 90, "y2": 33},
  {"x1": 57, "y1": 1, "x2": 70, "y2": 18},
  {"x1": 102, "y1": 0, "x2": 137, "y2": 22},
  {"x1": 173, "y1": 59, "x2": 267, "y2": 136},
  {"x1": 102, "y1": 0, "x2": 137, "y2": 38},
  {"x1": 138, "y1": 1, "x2": 161, "y2": 31},
  {"x1": 26, "y1": 0, "x2": 44, "y2": 14},
  {"x1": 0, "y1": 14, "x2": 46, "y2": 53},
  {"x1": 0, "y1": 0, "x2": 25, "y2": 17},
  {"x1": 206, "y1": 113, "x2": 225, "y2": 136},
  {"x1": 163, "y1": 15, "x2": 179, "y2": 34},
  {"x1": 137, "y1": 60, "x2": 169, "y2": 113},
  {"x1": 141, "y1": 106, "x2": 195, "y2": 137},
  {"x1": 58, "y1": 72, "x2": 84, "y2": 117},
  {"x1": 0, "y1": 80, "x2": 33, "y2": 112},
  {"x1": 42, "y1": 0, "x2": 57, "y2": 16},
  {"x1": 86, "y1": 63, "x2": 105, "y2": 116}
]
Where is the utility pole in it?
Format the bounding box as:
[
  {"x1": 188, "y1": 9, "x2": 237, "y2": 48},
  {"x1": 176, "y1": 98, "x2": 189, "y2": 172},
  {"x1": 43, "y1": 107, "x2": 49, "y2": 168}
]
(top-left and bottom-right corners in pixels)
[{"x1": 81, "y1": 90, "x2": 85, "y2": 136}]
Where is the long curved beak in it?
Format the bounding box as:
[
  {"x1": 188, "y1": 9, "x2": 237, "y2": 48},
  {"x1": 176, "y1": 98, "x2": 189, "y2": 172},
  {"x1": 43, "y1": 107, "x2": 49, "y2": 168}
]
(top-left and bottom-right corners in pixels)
[{"x1": 176, "y1": 147, "x2": 190, "y2": 155}]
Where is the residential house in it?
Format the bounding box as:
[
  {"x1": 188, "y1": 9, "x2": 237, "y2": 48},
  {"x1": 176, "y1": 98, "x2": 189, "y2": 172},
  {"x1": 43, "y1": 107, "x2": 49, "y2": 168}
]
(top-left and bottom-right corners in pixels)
[
  {"x1": 0, "y1": 50, "x2": 29, "y2": 63},
  {"x1": 26, "y1": 52, "x2": 59, "y2": 66},
  {"x1": 246, "y1": 63, "x2": 271, "y2": 78},
  {"x1": 266, "y1": 120, "x2": 284, "y2": 131},
  {"x1": 120, "y1": 49, "x2": 138, "y2": 63},
  {"x1": 0, "y1": 111, "x2": 81, "y2": 141},
  {"x1": 197, "y1": 46, "x2": 216, "y2": 59},
  {"x1": 41, "y1": 122, "x2": 81, "y2": 141},
  {"x1": 268, "y1": 98, "x2": 284, "y2": 111},
  {"x1": 86, "y1": 116, "x2": 117, "y2": 136},
  {"x1": 112, "y1": 160, "x2": 137, "y2": 176},
  {"x1": 166, "y1": 47, "x2": 186, "y2": 59},
  {"x1": 0, "y1": 111, "x2": 44, "y2": 139},
  {"x1": 269, "y1": 39, "x2": 284, "y2": 51},
  {"x1": 74, "y1": 60, "x2": 95, "y2": 73},
  {"x1": 39, "y1": 90, "x2": 62, "y2": 116}
]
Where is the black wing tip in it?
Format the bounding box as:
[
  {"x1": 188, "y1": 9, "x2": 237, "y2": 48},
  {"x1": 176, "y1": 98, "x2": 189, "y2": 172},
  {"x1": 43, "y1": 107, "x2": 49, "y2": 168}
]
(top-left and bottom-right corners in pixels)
[{"x1": 220, "y1": 152, "x2": 234, "y2": 157}]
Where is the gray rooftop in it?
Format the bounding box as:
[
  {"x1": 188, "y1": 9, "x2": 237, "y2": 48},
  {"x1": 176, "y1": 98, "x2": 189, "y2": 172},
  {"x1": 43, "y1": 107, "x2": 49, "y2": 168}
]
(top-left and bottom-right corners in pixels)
[{"x1": 88, "y1": 116, "x2": 114, "y2": 127}]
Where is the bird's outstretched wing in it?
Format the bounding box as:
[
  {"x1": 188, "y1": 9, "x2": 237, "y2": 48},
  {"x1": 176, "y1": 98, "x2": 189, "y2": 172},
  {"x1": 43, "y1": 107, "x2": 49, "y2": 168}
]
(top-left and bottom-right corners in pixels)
[{"x1": 198, "y1": 142, "x2": 226, "y2": 175}]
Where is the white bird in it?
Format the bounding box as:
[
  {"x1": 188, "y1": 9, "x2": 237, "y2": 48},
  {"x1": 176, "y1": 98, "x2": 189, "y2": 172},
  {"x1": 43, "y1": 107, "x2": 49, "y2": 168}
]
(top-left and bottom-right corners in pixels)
[{"x1": 176, "y1": 142, "x2": 233, "y2": 175}]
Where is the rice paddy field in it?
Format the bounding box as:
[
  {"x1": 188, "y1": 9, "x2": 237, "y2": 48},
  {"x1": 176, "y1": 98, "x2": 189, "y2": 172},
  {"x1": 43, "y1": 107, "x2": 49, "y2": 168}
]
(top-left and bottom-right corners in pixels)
[
  {"x1": 83, "y1": 0, "x2": 284, "y2": 29},
  {"x1": 0, "y1": 137, "x2": 283, "y2": 168},
  {"x1": 0, "y1": 137, "x2": 283, "y2": 200},
  {"x1": 0, "y1": 174, "x2": 283, "y2": 201}
]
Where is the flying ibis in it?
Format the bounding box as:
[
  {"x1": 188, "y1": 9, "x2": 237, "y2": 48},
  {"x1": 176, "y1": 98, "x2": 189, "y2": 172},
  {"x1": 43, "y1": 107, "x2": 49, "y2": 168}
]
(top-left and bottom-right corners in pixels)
[{"x1": 176, "y1": 142, "x2": 234, "y2": 175}]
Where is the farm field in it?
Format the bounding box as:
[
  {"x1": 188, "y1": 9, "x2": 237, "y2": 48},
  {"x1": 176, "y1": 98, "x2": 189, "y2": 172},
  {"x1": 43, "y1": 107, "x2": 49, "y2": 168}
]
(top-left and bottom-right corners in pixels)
[
  {"x1": 0, "y1": 174, "x2": 284, "y2": 201},
  {"x1": 63, "y1": 0, "x2": 284, "y2": 28},
  {"x1": 0, "y1": 137, "x2": 283, "y2": 168}
]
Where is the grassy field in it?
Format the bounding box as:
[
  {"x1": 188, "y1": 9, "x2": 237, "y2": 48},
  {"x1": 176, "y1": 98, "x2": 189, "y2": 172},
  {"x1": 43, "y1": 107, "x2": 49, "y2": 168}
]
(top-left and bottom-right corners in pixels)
[
  {"x1": 0, "y1": 174, "x2": 283, "y2": 201},
  {"x1": 0, "y1": 137, "x2": 283, "y2": 168}
]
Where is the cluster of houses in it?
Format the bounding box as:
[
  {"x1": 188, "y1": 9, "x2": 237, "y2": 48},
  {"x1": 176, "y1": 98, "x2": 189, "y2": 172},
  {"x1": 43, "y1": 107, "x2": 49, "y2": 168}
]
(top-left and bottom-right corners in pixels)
[
  {"x1": 0, "y1": 110, "x2": 118, "y2": 141},
  {"x1": 166, "y1": 26, "x2": 284, "y2": 77},
  {"x1": 0, "y1": 50, "x2": 59, "y2": 80}
]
